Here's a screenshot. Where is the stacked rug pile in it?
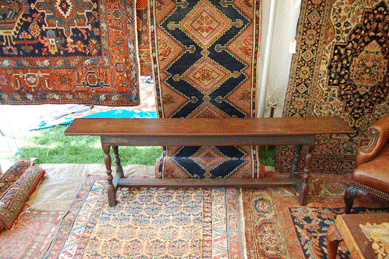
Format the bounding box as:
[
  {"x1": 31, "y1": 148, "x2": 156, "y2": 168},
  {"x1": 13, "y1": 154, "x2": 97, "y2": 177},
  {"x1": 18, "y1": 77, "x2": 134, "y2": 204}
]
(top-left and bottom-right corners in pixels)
[
  {"x1": 0, "y1": 159, "x2": 45, "y2": 232},
  {"x1": 0, "y1": 159, "x2": 59, "y2": 259}
]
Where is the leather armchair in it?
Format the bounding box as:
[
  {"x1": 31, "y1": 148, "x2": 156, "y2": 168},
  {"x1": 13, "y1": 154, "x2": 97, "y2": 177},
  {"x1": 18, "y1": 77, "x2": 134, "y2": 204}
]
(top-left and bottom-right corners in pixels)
[{"x1": 344, "y1": 113, "x2": 389, "y2": 214}]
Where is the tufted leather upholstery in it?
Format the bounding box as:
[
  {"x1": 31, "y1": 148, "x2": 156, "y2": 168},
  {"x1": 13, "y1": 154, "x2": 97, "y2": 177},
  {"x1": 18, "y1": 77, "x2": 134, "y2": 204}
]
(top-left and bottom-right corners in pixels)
[{"x1": 344, "y1": 113, "x2": 389, "y2": 214}]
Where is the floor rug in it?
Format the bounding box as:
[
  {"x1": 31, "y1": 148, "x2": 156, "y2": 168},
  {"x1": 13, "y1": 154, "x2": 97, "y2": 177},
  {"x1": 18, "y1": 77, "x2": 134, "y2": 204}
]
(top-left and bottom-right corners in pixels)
[
  {"x1": 276, "y1": 0, "x2": 389, "y2": 174},
  {"x1": 0, "y1": 209, "x2": 66, "y2": 259},
  {"x1": 149, "y1": 0, "x2": 264, "y2": 179},
  {"x1": 46, "y1": 175, "x2": 246, "y2": 258},
  {"x1": 0, "y1": 0, "x2": 139, "y2": 106},
  {"x1": 243, "y1": 174, "x2": 389, "y2": 258}
]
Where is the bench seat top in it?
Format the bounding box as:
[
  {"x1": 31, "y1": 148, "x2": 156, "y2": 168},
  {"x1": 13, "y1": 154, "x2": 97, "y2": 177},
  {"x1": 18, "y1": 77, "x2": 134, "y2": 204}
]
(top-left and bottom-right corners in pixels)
[{"x1": 64, "y1": 117, "x2": 354, "y2": 137}]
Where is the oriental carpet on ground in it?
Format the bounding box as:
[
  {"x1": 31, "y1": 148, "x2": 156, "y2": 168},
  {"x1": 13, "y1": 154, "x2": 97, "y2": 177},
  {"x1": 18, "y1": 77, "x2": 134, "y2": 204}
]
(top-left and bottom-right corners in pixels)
[
  {"x1": 150, "y1": 0, "x2": 264, "y2": 179},
  {"x1": 0, "y1": 0, "x2": 139, "y2": 106},
  {"x1": 0, "y1": 209, "x2": 65, "y2": 259},
  {"x1": 276, "y1": 0, "x2": 389, "y2": 174},
  {"x1": 45, "y1": 174, "x2": 389, "y2": 258},
  {"x1": 46, "y1": 175, "x2": 246, "y2": 258}
]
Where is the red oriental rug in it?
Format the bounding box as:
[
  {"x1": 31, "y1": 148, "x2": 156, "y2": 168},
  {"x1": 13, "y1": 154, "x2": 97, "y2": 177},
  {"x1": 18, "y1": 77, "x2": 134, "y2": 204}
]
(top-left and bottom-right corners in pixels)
[
  {"x1": 45, "y1": 174, "x2": 389, "y2": 258},
  {"x1": 149, "y1": 0, "x2": 265, "y2": 179},
  {"x1": 0, "y1": 0, "x2": 139, "y2": 106},
  {"x1": 243, "y1": 174, "x2": 389, "y2": 258},
  {"x1": 46, "y1": 175, "x2": 246, "y2": 258},
  {"x1": 0, "y1": 209, "x2": 65, "y2": 259},
  {"x1": 276, "y1": 0, "x2": 389, "y2": 174}
]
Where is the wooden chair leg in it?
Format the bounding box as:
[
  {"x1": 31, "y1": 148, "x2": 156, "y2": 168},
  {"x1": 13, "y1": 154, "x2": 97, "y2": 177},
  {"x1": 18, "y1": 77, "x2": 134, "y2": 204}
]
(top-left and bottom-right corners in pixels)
[
  {"x1": 344, "y1": 186, "x2": 355, "y2": 214},
  {"x1": 344, "y1": 185, "x2": 366, "y2": 214},
  {"x1": 327, "y1": 223, "x2": 343, "y2": 259}
]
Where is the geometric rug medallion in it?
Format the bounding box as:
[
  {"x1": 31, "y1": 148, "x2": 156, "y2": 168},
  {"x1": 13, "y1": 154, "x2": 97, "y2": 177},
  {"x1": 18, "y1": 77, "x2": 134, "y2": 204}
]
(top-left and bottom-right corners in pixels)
[
  {"x1": 149, "y1": 0, "x2": 265, "y2": 178},
  {"x1": 276, "y1": 0, "x2": 389, "y2": 174},
  {"x1": 0, "y1": 0, "x2": 139, "y2": 106}
]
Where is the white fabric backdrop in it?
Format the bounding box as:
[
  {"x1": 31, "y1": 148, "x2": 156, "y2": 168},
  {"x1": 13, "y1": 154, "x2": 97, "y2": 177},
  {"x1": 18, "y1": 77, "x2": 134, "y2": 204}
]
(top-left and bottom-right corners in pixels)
[{"x1": 257, "y1": 0, "x2": 301, "y2": 118}]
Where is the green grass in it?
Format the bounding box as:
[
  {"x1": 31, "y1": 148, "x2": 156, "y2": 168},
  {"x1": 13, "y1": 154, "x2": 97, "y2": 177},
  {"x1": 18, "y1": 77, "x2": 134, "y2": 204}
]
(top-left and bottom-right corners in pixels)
[
  {"x1": 16, "y1": 125, "x2": 161, "y2": 165},
  {"x1": 258, "y1": 146, "x2": 275, "y2": 167},
  {"x1": 13, "y1": 125, "x2": 275, "y2": 166}
]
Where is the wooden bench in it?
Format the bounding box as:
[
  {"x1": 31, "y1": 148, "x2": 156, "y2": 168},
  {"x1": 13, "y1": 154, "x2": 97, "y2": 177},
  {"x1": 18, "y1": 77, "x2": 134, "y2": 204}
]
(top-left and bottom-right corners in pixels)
[{"x1": 64, "y1": 117, "x2": 354, "y2": 207}]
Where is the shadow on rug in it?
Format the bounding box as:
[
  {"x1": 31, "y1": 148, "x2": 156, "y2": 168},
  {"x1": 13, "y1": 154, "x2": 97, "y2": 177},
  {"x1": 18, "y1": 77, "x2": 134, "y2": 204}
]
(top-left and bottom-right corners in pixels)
[{"x1": 46, "y1": 174, "x2": 389, "y2": 258}]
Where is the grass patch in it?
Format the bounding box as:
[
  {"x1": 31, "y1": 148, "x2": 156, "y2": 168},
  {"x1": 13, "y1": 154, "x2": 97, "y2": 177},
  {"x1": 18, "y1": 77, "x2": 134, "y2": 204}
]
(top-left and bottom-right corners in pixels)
[
  {"x1": 15, "y1": 125, "x2": 275, "y2": 167},
  {"x1": 17, "y1": 125, "x2": 161, "y2": 165},
  {"x1": 258, "y1": 146, "x2": 275, "y2": 167}
]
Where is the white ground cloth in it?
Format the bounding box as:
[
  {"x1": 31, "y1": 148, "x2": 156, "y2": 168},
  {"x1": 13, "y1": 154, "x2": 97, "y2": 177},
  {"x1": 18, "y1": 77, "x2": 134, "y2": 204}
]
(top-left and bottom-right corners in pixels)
[{"x1": 27, "y1": 164, "x2": 155, "y2": 211}]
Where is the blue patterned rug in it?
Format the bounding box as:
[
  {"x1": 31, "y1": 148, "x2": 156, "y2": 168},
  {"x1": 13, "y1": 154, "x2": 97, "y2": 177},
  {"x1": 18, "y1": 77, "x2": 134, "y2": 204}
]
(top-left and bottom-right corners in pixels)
[{"x1": 150, "y1": 0, "x2": 265, "y2": 179}]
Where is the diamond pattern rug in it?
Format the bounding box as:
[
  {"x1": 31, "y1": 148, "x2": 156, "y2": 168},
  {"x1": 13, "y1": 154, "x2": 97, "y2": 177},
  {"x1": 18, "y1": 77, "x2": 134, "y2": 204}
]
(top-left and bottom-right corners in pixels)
[
  {"x1": 150, "y1": 0, "x2": 264, "y2": 179},
  {"x1": 276, "y1": 0, "x2": 389, "y2": 174},
  {"x1": 0, "y1": 0, "x2": 139, "y2": 106}
]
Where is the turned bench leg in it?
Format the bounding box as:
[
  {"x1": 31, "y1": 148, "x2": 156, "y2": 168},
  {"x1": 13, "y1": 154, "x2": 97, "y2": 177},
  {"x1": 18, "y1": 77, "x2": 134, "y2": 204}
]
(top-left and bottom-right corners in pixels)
[
  {"x1": 300, "y1": 144, "x2": 314, "y2": 206},
  {"x1": 102, "y1": 143, "x2": 117, "y2": 207},
  {"x1": 112, "y1": 146, "x2": 124, "y2": 178},
  {"x1": 291, "y1": 144, "x2": 312, "y2": 206},
  {"x1": 290, "y1": 144, "x2": 302, "y2": 178}
]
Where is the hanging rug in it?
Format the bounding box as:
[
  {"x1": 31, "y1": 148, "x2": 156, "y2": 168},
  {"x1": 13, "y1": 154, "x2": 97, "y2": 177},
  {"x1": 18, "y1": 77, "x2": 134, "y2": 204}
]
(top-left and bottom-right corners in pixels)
[
  {"x1": 150, "y1": 0, "x2": 264, "y2": 179},
  {"x1": 0, "y1": 0, "x2": 140, "y2": 106}
]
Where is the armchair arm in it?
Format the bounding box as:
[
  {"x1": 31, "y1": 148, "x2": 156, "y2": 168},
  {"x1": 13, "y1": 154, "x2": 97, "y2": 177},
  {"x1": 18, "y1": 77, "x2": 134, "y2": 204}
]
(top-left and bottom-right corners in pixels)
[{"x1": 357, "y1": 113, "x2": 389, "y2": 166}]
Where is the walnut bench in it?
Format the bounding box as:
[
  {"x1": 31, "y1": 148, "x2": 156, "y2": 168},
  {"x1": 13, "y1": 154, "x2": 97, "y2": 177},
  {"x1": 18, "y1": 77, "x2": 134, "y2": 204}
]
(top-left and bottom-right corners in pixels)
[{"x1": 64, "y1": 117, "x2": 354, "y2": 207}]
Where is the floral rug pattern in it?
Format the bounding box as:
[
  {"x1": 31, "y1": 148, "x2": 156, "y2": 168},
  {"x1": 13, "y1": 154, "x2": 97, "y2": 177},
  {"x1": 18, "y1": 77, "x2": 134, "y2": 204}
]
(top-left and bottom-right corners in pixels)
[{"x1": 276, "y1": 0, "x2": 389, "y2": 174}]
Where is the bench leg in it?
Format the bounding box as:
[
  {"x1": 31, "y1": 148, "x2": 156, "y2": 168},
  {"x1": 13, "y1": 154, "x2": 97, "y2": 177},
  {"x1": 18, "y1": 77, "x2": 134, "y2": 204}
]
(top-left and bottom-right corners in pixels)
[
  {"x1": 326, "y1": 223, "x2": 343, "y2": 259},
  {"x1": 112, "y1": 146, "x2": 124, "y2": 178},
  {"x1": 299, "y1": 144, "x2": 314, "y2": 206},
  {"x1": 102, "y1": 143, "x2": 117, "y2": 207},
  {"x1": 290, "y1": 144, "x2": 302, "y2": 178}
]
